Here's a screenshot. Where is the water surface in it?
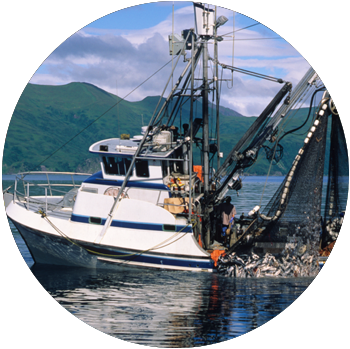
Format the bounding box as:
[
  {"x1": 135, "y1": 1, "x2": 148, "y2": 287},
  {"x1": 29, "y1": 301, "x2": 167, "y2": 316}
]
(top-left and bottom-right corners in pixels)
[
  {"x1": 3, "y1": 176, "x2": 318, "y2": 347},
  {"x1": 30, "y1": 264, "x2": 313, "y2": 347}
]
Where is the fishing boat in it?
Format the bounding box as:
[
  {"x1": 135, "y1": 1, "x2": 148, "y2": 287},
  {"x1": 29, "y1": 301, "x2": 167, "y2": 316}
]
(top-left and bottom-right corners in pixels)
[{"x1": 4, "y1": 3, "x2": 346, "y2": 274}]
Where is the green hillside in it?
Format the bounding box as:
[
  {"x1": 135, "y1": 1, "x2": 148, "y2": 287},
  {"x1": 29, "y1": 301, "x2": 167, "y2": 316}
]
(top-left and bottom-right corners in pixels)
[{"x1": 3, "y1": 82, "x2": 317, "y2": 175}]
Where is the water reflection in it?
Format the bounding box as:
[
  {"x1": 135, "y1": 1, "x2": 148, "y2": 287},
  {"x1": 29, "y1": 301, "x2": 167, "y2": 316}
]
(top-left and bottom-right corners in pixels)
[
  {"x1": 5, "y1": 177, "x2": 317, "y2": 347},
  {"x1": 31, "y1": 264, "x2": 313, "y2": 347}
]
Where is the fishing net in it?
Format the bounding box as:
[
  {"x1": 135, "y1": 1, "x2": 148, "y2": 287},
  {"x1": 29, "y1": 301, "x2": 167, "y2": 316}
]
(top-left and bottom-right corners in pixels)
[
  {"x1": 321, "y1": 114, "x2": 349, "y2": 248},
  {"x1": 219, "y1": 97, "x2": 337, "y2": 278},
  {"x1": 260, "y1": 103, "x2": 329, "y2": 258}
]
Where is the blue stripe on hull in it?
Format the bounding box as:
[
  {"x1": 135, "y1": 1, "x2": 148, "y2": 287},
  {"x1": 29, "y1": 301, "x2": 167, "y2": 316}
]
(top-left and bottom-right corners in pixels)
[
  {"x1": 11, "y1": 220, "x2": 214, "y2": 271},
  {"x1": 71, "y1": 213, "x2": 193, "y2": 232},
  {"x1": 79, "y1": 243, "x2": 214, "y2": 269}
]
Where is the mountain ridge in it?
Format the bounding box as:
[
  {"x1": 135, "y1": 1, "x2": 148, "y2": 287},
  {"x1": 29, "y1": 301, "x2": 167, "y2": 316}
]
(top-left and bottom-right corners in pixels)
[{"x1": 3, "y1": 82, "x2": 314, "y2": 175}]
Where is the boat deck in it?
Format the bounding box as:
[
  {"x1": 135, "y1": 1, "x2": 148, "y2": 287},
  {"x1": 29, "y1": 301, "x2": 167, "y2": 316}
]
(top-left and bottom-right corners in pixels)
[{"x1": 11, "y1": 194, "x2": 73, "y2": 221}]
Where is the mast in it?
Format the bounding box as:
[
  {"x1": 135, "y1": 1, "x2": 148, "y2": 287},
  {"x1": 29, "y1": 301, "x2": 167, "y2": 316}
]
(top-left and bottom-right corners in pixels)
[
  {"x1": 193, "y1": 2, "x2": 228, "y2": 248},
  {"x1": 202, "y1": 38, "x2": 210, "y2": 194},
  {"x1": 214, "y1": 6, "x2": 220, "y2": 170}
]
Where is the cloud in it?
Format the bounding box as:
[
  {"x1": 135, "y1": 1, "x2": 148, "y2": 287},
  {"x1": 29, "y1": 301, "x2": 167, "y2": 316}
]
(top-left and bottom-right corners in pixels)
[{"x1": 29, "y1": 4, "x2": 311, "y2": 116}]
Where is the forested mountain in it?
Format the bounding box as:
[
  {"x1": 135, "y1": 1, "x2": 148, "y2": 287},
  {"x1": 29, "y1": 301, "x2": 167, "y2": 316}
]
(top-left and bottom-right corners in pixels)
[{"x1": 3, "y1": 82, "x2": 320, "y2": 175}]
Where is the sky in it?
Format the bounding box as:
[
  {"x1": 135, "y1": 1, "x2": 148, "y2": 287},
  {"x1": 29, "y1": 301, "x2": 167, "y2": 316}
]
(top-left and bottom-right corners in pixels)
[{"x1": 29, "y1": 1, "x2": 311, "y2": 116}]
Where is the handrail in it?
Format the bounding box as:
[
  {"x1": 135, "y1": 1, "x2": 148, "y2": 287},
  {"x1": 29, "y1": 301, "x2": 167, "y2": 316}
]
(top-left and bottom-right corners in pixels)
[{"x1": 11, "y1": 171, "x2": 90, "y2": 213}]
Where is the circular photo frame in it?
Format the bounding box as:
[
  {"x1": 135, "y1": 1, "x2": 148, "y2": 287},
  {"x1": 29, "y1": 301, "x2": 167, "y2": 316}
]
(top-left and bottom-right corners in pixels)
[{"x1": 3, "y1": 2, "x2": 349, "y2": 348}]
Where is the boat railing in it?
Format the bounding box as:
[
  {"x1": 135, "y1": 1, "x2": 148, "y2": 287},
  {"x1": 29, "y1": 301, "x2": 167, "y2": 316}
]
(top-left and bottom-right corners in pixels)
[{"x1": 12, "y1": 171, "x2": 91, "y2": 213}]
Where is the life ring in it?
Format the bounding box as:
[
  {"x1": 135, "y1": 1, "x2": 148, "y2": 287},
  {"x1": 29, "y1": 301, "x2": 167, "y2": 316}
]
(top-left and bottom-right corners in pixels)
[{"x1": 104, "y1": 187, "x2": 128, "y2": 198}]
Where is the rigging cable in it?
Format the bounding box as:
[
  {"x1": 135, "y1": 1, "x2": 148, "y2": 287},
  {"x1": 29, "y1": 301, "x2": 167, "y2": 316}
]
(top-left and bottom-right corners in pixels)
[
  {"x1": 29, "y1": 58, "x2": 175, "y2": 172},
  {"x1": 278, "y1": 86, "x2": 325, "y2": 143},
  {"x1": 221, "y1": 22, "x2": 260, "y2": 37}
]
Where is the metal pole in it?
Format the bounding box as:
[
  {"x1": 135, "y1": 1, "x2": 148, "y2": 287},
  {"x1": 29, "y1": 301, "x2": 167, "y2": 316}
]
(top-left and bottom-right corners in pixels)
[
  {"x1": 46, "y1": 172, "x2": 52, "y2": 196},
  {"x1": 14, "y1": 178, "x2": 17, "y2": 203},
  {"x1": 188, "y1": 29, "x2": 195, "y2": 225},
  {"x1": 202, "y1": 40, "x2": 209, "y2": 194},
  {"x1": 202, "y1": 38, "x2": 212, "y2": 249},
  {"x1": 45, "y1": 187, "x2": 48, "y2": 213},
  {"x1": 26, "y1": 182, "x2": 29, "y2": 210},
  {"x1": 215, "y1": 6, "x2": 220, "y2": 170}
]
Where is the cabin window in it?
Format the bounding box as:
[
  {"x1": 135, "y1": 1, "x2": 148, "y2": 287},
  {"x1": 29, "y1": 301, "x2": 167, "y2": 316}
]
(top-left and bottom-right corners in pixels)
[
  {"x1": 89, "y1": 217, "x2": 102, "y2": 225},
  {"x1": 135, "y1": 160, "x2": 149, "y2": 178},
  {"x1": 163, "y1": 224, "x2": 176, "y2": 232},
  {"x1": 102, "y1": 156, "x2": 131, "y2": 176}
]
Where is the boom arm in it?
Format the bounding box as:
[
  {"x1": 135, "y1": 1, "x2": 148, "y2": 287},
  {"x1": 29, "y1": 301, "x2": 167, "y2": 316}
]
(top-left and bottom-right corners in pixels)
[{"x1": 210, "y1": 67, "x2": 318, "y2": 203}]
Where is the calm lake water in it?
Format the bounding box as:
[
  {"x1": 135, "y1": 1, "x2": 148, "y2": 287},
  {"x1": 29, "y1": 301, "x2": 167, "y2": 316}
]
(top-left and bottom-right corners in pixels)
[{"x1": 1, "y1": 176, "x2": 336, "y2": 347}]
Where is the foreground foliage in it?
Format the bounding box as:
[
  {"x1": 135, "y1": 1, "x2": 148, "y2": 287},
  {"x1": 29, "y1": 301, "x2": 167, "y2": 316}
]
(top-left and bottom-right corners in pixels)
[{"x1": 1, "y1": 277, "x2": 325, "y2": 349}]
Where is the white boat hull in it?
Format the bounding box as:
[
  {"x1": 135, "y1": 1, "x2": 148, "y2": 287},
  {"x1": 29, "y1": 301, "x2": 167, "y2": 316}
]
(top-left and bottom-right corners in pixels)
[{"x1": 7, "y1": 199, "x2": 214, "y2": 272}]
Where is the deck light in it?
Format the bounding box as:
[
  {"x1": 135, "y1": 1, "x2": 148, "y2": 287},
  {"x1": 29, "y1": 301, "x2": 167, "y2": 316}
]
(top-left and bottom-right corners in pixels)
[{"x1": 216, "y1": 15, "x2": 228, "y2": 28}]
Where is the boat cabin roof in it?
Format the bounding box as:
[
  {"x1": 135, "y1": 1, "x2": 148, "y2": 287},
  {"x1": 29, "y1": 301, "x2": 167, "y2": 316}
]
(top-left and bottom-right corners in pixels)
[{"x1": 89, "y1": 137, "x2": 182, "y2": 158}]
